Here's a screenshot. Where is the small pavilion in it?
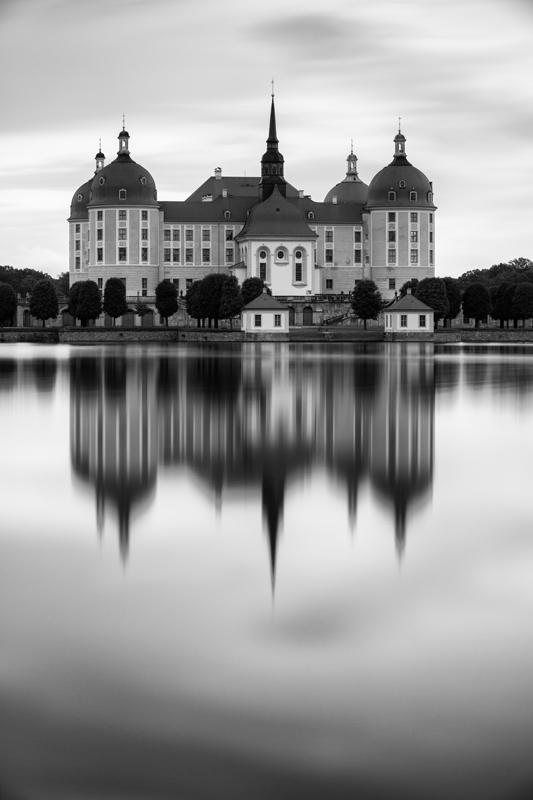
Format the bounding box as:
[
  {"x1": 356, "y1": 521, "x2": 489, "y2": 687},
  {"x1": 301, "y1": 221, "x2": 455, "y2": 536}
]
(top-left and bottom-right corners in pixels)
[
  {"x1": 241, "y1": 290, "x2": 290, "y2": 333},
  {"x1": 384, "y1": 290, "x2": 434, "y2": 334}
]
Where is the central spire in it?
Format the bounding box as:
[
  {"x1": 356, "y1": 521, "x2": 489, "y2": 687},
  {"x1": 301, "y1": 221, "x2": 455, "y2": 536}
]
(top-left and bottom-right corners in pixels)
[{"x1": 259, "y1": 90, "x2": 286, "y2": 201}]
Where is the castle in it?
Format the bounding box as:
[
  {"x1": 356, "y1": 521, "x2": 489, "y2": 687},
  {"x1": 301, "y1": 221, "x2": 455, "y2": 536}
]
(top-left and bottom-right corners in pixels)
[{"x1": 68, "y1": 97, "x2": 436, "y2": 306}]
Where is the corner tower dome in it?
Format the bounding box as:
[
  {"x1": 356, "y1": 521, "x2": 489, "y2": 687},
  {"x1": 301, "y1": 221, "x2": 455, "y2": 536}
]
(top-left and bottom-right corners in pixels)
[
  {"x1": 88, "y1": 127, "x2": 158, "y2": 207},
  {"x1": 324, "y1": 144, "x2": 368, "y2": 204},
  {"x1": 69, "y1": 177, "x2": 93, "y2": 220},
  {"x1": 366, "y1": 127, "x2": 436, "y2": 209}
]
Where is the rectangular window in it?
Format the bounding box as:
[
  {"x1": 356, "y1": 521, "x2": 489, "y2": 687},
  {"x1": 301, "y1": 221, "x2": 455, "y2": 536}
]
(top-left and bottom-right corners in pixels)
[
  {"x1": 326, "y1": 279, "x2": 333, "y2": 289},
  {"x1": 325, "y1": 230, "x2": 333, "y2": 242},
  {"x1": 164, "y1": 249, "x2": 171, "y2": 262},
  {"x1": 388, "y1": 191, "x2": 396, "y2": 201},
  {"x1": 173, "y1": 229, "x2": 180, "y2": 241},
  {"x1": 259, "y1": 263, "x2": 266, "y2": 281},
  {"x1": 354, "y1": 250, "x2": 361, "y2": 264},
  {"x1": 97, "y1": 278, "x2": 103, "y2": 290},
  {"x1": 410, "y1": 230, "x2": 418, "y2": 242},
  {"x1": 186, "y1": 249, "x2": 193, "y2": 263},
  {"x1": 141, "y1": 248, "x2": 148, "y2": 262},
  {"x1": 202, "y1": 248, "x2": 210, "y2": 263},
  {"x1": 410, "y1": 212, "x2": 418, "y2": 223},
  {"x1": 388, "y1": 230, "x2": 396, "y2": 242},
  {"x1": 141, "y1": 229, "x2": 148, "y2": 240},
  {"x1": 254, "y1": 314, "x2": 261, "y2": 327},
  {"x1": 325, "y1": 250, "x2": 333, "y2": 263},
  {"x1": 185, "y1": 229, "x2": 193, "y2": 241},
  {"x1": 388, "y1": 212, "x2": 395, "y2": 222},
  {"x1": 429, "y1": 232, "x2": 433, "y2": 244},
  {"x1": 429, "y1": 213, "x2": 433, "y2": 223},
  {"x1": 354, "y1": 231, "x2": 361, "y2": 243},
  {"x1": 389, "y1": 278, "x2": 396, "y2": 290},
  {"x1": 410, "y1": 191, "x2": 417, "y2": 201},
  {"x1": 75, "y1": 240, "x2": 80, "y2": 251},
  {"x1": 295, "y1": 263, "x2": 302, "y2": 281},
  {"x1": 97, "y1": 248, "x2": 103, "y2": 262},
  {"x1": 118, "y1": 248, "x2": 127, "y2": 262},
  {"x1": 202, "y1": 229, "x2": 210, "y2": 242},
  {"x1": 410, "y1": 249, "x2": 418, "y2": 264},
  {"x1": 419, "y1": 315, "x2": 426, "y2": 328},
  {"x1": 119, "y1": 190, "x2": 127, "y2": 200},
  {"x1": 430, "y1": 250, "x2": 434, "y2": 265},
  {"x1": 97, "y1": 211, "x2": 103, "y2": 221},
  {"x1": 75, "y1": 224, "x2": 80, "y2": 233},
  {"x1": 75, "y1": 257, "x2": 80, "y2": 270},
  {"x1": 119, "y1": 210, "x2": 127, "y2": 220},
  {"x1": 225, "y1": 229, "x2": 233, "y2": 241},
  {"x1": 164, "y1": 229, "x2": 171, "y2": 241},
  {"x1": 388, "y1": 249, "x2": 396, "y2": 264},
  {"x1": 142, "y1": 210, "x2": 148, "y2": 221},
  {"x1": 97, "y1": 229, "x2": 103, "y2": 241},
  {"x1": 172, "y1": 248, "x2": 180, "y2": 263},
  {"x1": 274, "y1": 314, "x2": 281, "y2": 328},
  {"x1": 400, "y1": 314, "x2": 407, "y2": 328},
  {"x1": 142, "y1": 278, "x2": 147, "y2": 289},
  {"x1": 226, "y1": 248, "x2": 233, "y2": 263},
  {"x1": 118, "y1": 228, "x2": 127, "y2": 240}
]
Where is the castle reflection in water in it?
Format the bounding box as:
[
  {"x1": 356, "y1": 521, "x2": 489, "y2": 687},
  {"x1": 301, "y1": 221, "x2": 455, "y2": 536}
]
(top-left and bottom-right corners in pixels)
[{"x1": 69, "y1": 343, "x2": 435, "y2": 576}]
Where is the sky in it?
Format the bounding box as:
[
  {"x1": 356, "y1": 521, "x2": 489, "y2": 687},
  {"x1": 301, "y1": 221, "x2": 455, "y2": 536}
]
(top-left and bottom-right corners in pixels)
[{"x1": 0, "y1": 0, "x2": 532, "y2": 279}]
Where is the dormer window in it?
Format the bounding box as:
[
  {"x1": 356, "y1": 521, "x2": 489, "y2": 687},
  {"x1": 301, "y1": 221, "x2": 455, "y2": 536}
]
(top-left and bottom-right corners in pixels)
[
  {"x1": 399, "y1": 180, "x2": 405, "y2": 188},
  {"x1": 139, "y1": 176, "x2": 147, "y2": 186},
  {"x1": 388, "y1": 191, "x2": 396, "y2": 201},
  {"x1": 119, "y1": 189, "x2": 127, "y2": 200},
  {"x1": 410, "y1": 191, "x2": 417, "y2": 201},
  {"x1": 224, "y1": 210, "x2": 231, "y2": 219},
  {"x1": 99, "y1": 177, "x2": 105, "y2": 186},
  {"x1": 428, "y1": 192, "x2": 433, "y2": 202},
  {"x1": 308, "y1": 211, "x2": 314, "y2": 220}
]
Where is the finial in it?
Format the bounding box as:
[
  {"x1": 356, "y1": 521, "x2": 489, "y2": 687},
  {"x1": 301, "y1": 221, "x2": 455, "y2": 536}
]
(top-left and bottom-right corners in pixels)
[
  {"x1": 350, "y1": 138, "x2": 354, "y2": 155},
  {"x1": 398, "y1": 116, "x2": 401, "y2": 133},
  {"x1": 271, "y1": 78, "x2": 274, "y2": 98},
  {"x1": 122, "y1": 113, "x2": 125, "y2": 131},
  {"x1": 99, "y1": 138, "x2": 101, "y2": 151}
]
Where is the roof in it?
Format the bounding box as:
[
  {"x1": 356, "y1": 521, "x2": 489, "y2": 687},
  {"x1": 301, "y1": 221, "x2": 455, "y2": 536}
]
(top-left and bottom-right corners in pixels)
[
  {"x1": 69, "y1": 177, "x2": 93, "y2": 220},
  {"x1": 88, "y1": 153, "x2": 158, "y2": 207},
  {"x1": 387, "y1": 293, "x2": 434, "y2": 312},
  {"x1": 367, "y1": 156, "x2": 435, "y2": 209},
  {"x1": 324, "y1": 178, "x2": 368, "y2": 204},
  {"x1": 236, "y1": 186, "x2": 318, "y2": 240},
  {"x1": 243, "y1": 291, "x2": 289, "y2": 311},
  {"x1": 185, "y1": 175, "x2": 300, "y2": 202}
]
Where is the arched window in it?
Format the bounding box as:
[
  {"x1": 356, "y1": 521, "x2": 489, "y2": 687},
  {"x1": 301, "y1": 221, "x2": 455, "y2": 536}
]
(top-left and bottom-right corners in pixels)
[
  {"x1": 308, "y1": 211, "x2": 314, "y2": 220},
  {"x1": 388, "y1": 191, "x2": 396, "y2": 201},
  {"x1": 224, "y1": 210, "x2": 231, "y2": 219},
  {"x1": 427, "y1": 192, "x2": 433, "y2": 203},
  {"x1": 410, "y1": 191, "x2": 417, "y2": 201},
  {"x1": 119, "y1": 189, "x2": 127, "y2": 200},
  {"x1": 295, "y1": 250, "x2": 302, "y2": 259}
]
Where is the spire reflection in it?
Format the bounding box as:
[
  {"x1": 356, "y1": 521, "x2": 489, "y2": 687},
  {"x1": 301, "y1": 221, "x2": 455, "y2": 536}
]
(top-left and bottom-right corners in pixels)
[{"x1": 69, "y1": 344, "x2": 435, "y2": 576}]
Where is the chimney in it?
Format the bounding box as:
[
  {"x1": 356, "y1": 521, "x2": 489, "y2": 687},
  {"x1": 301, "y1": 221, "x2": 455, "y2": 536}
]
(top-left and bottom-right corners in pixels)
[
  {"x1": 299, "y1": 190, "x2": 304, "y2": 198},
  {"x1": 214, "y1": 167, "x2": 222, "y2": 180},
  {"x1": 332, "y1": 196, "x2": 337, "y2": 204},
  {"x1": 222, "y1": 189, "x2": 227, "y2": 198}
]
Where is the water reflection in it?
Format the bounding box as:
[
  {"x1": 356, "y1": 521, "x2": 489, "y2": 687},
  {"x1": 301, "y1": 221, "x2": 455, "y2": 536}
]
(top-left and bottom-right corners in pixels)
[{"x1": 69, "y1": 343, "x2": 435, "y2": 571}]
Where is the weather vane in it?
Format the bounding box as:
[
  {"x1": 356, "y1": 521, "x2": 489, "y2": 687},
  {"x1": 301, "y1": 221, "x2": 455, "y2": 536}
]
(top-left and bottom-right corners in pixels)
[
  {"x1": 398, "y1": 116, "x2": 402, "y2": 132},
  {"x1": 122, "y1": 113, "x2": 126, "y2": 131},
  {"x1": 271, "y1": 78, "x2": 274, "y2": 98}
]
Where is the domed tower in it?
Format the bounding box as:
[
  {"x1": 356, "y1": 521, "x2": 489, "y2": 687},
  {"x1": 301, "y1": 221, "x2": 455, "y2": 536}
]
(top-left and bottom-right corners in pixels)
[
  {"x1": 259, "y1": 94, "x2": 287, "y2": 201},
  {"x1": 68, "y1": 143, "x2": 107, "y2": 281},
  {"x1": 324, "y1": 144, "x2": 368, "y2": 205},
  {"x1": 366, "y1": 125, "x2": 436, "y2": 298},
  {"x1": 69, "y1": 126, "x2": 161, "y2": 297}
]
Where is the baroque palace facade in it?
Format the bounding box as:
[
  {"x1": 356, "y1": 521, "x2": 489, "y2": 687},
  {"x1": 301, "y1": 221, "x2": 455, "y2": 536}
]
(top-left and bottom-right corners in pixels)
[{"x1": 68, "y1": 98, "x2": 436, "y2": 304}]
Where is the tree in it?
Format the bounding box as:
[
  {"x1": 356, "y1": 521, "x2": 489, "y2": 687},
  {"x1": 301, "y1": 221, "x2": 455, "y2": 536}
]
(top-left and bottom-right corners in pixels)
[
  {"x1": 103, "y1": 277, "x2": 128, "y2": 325},
  {"x1": 185, "y1": 280, "x2": 204, "y2": 327},
  {"x1": 155, "y1": 280, "x2": 178, "y2": 326},
  {"x1": 462, "y1": 282, "x2": 492, "y2": 328},
  {"x1": 67, "y1": 280, "x2": 85, "y2": 324},
  {"x1": 201, "y1": 273, "x2": 229, "y2": 328},
  {"x1": 502, "y1": 284, "x2": 518, "y2": 328},
  {"x1": 415, "y1": 278, "x2": 449, "y2": 328},
  {"x1": 219, "y1": 276, "x2": 243, "y2": 327},
  {"x1": 20, "y1": 276, "x2": 38, "y2": 296},
  {"x1": 56, "y1": 271, "x2": 70, "y2": 296},
  {"x1": 76, "y1": 280, "x2": 102, "y2": 326},
  {"x1": 0, "y1": 282, "x2": 17, "y2": 327},
  {"x1": 399, "y1": 278, "x2": 419, "y2": 298},
  {"x1": 351, "y1": 279, "x2": 382, "y2": 330},
  {"x1": 491, "y1": 281, "x2": 512, "y2": 328},
  {"x1": 511, "y1": 281, "x2": 533, "y2": 327},
  {"x1": 29, "y1": 279, "x2": 59, "y2": 328},
  {"x1": 134, "y1": 302, "x2": 151, "y2": 318},
  {"x1": 241, "y1": 277, "x2": 271, "y2": 306},
  {"x1": 442, "y1": 277, "x2": 461, "y2": 325}
]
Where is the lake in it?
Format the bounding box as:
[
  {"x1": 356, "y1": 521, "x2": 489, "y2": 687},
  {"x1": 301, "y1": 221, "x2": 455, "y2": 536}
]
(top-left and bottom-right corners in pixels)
[{"x1": 1, "y1": 342, "x2": 532, "y2": 800}]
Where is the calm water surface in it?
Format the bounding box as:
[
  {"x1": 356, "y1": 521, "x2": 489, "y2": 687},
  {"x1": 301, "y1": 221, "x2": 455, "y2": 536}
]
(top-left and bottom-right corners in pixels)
[{"x1": 1, "y1": 342, "x2": 532, "y2": 800}]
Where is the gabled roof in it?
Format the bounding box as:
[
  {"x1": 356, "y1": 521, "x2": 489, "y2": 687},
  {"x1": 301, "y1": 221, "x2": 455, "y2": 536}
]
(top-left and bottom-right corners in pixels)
[
  {"x1": 236, "y1": 186, "x2": 318, "y2": 241},
  {"x1": 243, "y1": 291, "x2": 289, "y2": 311},
  {"x1": 387, "y1": 293, "x2": 434, "y2": 312},
  {"x1": 186, "y1": 175, "x2": 300, "y2": 202}
]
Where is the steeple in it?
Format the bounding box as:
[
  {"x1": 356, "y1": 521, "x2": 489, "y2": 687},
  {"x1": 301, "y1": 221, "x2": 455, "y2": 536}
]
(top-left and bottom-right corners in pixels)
[
  {"x1": 393, "y1": 120, "x2": 408, "y2": 161},
  {"x1": 344, "y1": 140, "x2": 362, "y2": 182},
  {"x1": 95, "y1": 139, "x2": 105, "y2": 173},
  {"x1": 259, "y1": 90, "x2": 286, "y2": 201},
  {"x1": 117, "y1": 117, "x2": 130, "y2": 157}
]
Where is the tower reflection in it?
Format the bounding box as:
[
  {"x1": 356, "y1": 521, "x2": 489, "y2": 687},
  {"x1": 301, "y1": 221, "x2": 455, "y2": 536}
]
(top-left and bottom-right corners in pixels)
[{"x1": 69, "y1": 344, "x2": 435, "y2": 575}]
